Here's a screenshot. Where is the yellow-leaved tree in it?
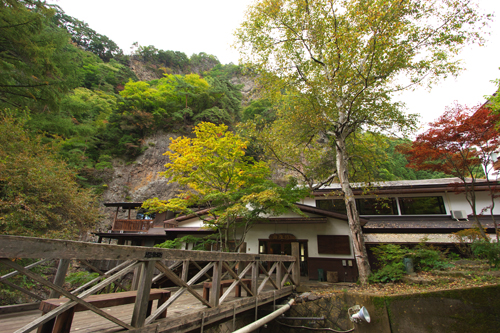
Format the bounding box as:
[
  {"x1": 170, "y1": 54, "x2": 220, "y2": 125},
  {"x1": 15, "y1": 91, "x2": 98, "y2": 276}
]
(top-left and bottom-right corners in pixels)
[{"x1": 143, "y1": 122, "x2": 309, "y2": 251}]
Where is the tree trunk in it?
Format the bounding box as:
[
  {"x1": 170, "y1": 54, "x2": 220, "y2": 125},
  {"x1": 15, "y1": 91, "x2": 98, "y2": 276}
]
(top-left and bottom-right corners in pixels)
[
  {"x1": 335, "y1": 135, "x2": 371, "y2": 285},
  {"x1": 464, "y1": 181, "x2": 489, "y2": 241}
]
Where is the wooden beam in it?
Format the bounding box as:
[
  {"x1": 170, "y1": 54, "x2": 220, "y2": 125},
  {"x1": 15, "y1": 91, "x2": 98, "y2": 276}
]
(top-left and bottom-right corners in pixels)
[
  {"x1": 181, "y1": 260, "x2": 189, "y2": 282},
  {"x1": 191, "y1": 260, "x2": 212, "y2": 282},
  {"x1": 131, "y1": 261, "x2": 155, "y2": 327},
  {"x1": 276, "y1": 262, "x2": 282, "y2": 290},
  {"x1": 78, "y1": 259, "x2": 128, "y2": 292},
  {"x1": 0, "y1": 302, "x2": 40, "y2": 315},
  {"x1": 127, "y1": 287, "x2": 294, "y2": 333},
  {"x1": 72, "y1": 260, "x2": 133, "y2": 295},
  {"x1": 49, "y1": 259, "x2": 70, "y2": 298},
  {"x1": 291, "y1": 242, "x2": 300, "y2": 286},
  {"x1": 0, "y1": 235, "x2": 295, "y2": 262},
  {"x1": 251, "y1": 261, "x2": 258, "y2": 296},
  {"x1": 0, "y1": 259, "x2": 49, "y2": 281},
  {"x1": 218, "y1": 262, "x2": 254, "y2": 303},
  {"x1": 257, "y1": 262, "x2": 278, "y2": 293},
  {"x1": 146, "y1": 261, "x2": 213, "y2": 324},
  {"x1": 0, "y1": 278, "x2": 44, "y2": 300},
  {"x1": 0, "y1": 259, "x2": 136, "y2": 333},
  {"x1": 209, "y1": 261, "x2": 222, "y2": 307}
]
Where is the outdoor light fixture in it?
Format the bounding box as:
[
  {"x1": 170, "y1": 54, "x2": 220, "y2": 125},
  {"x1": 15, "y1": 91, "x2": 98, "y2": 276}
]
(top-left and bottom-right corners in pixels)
[{"x1": 348, "y1": 305, "x2": 371, "y2": 323}]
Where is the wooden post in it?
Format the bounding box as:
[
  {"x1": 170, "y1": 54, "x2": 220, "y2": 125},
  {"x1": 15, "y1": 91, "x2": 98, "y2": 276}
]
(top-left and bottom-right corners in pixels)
[
  {"x1": 131, "y1": 266, "x2": 141, "y2": 291},
  {"x1": 181, "y1": 260, "x2": 189, "y2": 282},
  {"x1": 251, "y1": 260, "x2": 258, "y2": 296},
  {"x1": 291, "y1": 242, "x2": 300, "y2": 286},
  {"x1": 112, "y1": 206, "x2": 120, "y2": 231},
  {"x1": 131, "y1": 260, "x2": 155, "y2": 327},
  {"x1": 276, "y1": 261, "x2": 282, "y2": 290},
  {"x1": 49, "y1": 259, "x2": 70, "y2": 298},
  {"x1": 209, "y1": 261, "x2": 222, "y2": 307},
  {"x1": 237, "y1": 242, "x2": 246, "y2": 276}
]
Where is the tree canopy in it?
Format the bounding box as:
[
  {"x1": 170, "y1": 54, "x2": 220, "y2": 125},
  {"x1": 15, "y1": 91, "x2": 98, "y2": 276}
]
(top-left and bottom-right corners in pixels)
[
  {"x1": 143, "y1": 122, "x2": 309, "y2": 251},
  {"x1": 236, "y1": 0, "x2": 489, "y2": 284},
  {"x1": 0, "y1": 113, "x2": 99, "y2": 238},
  {"x1": 400, "y1": 103, "x2": 500, "y2": 239}
]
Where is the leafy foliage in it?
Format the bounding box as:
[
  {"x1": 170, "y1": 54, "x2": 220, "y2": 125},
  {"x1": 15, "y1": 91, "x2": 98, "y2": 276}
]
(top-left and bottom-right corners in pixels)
[
  {"x1": 370, "y1": 243, "x2": 452, "y2": 283},
  {"x1": 400, "y1": 103, "x2": 500, "y2": 239},
  {"x1": 0, "y1": 114, "x2": 99, "y2": 238},
  {"x1": 0, "y1": 0, "x2": 79, "y2": 110},
  {"x1": 471, "y1": 240, "x2": 500, "y2": 268},
  {"x1": 143, "y1": 122, "x2": 309, "y2": 251},
  {"x1": 65, "y1": 271, "x2": 100, "y2": 286},
  {"x1": 154, "y1": 235, "x2": 216, "y2": 251},
  {"x1": 236, "y1": 0, "x2": 488, "y2": 284}
]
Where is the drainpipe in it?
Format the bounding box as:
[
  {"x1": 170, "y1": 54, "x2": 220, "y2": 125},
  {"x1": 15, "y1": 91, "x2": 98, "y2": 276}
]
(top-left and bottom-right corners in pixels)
[{"x1": 232, "y1": 299, "x2": 295, "y2": 333}]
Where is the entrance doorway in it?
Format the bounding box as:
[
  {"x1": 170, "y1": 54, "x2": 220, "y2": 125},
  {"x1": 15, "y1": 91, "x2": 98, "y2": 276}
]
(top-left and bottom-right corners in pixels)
[{"x1": 259, "y1": 233, "x2": 308, "y2": 276}]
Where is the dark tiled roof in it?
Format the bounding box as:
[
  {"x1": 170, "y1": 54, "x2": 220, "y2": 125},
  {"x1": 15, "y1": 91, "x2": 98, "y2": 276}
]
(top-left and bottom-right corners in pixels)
[{"x1": 362, "y1": 215, "x2": 500, "y2": 233}]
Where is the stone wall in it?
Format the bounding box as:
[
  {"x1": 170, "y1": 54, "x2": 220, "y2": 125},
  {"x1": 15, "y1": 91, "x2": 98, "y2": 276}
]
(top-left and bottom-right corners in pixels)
[{"x1": 263, "y1": 285, "x2": 500, "y2": 333}]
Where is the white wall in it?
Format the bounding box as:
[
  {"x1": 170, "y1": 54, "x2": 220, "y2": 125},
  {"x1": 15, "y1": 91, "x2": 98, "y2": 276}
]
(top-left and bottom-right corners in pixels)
[
  {"x1": 243, "y1": 217, "x2": 354, "y2": 259},
  {"x1": 304, "y1": 190, "x2": 498, "y2": 217}
]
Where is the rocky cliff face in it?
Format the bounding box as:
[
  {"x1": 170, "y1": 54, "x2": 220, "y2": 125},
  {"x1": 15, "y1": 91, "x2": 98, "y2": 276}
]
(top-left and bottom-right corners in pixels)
[{"x1": 97, "y1": 132, "x2": 181, "y2": 230}]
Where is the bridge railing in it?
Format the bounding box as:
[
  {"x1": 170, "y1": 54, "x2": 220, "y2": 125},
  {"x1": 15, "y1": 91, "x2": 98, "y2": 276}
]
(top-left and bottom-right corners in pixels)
[{"x1": 0, "y1": 235, "x2": 299, "y2": 332}]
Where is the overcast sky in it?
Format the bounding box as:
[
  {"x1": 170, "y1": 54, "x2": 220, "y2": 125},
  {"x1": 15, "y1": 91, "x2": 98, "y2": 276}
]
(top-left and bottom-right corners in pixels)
[{"x1": 47, "y1": 0, "x2": 500, "y2": 131}]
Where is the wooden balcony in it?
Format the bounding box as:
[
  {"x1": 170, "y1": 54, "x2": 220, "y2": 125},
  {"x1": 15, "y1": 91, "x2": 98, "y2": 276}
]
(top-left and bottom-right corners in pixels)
[{"x1": 112, "y1": 219, "x2": 153, "y2": 232}]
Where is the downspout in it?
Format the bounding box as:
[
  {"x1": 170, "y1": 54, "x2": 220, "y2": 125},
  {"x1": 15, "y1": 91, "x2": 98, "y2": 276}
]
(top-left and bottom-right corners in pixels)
[{"x1": 232, "y1": 299, "x2": 295, "y2": 333}]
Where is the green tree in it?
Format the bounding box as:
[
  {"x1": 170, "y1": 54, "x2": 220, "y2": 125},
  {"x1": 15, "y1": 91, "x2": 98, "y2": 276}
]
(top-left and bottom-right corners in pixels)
[
  {"x1": 0, "y1": 0, "x2": 76, "y2": 110},
  {"x1": 236, "y1": 0, "x2": 488, "y2": 284},
  {"x1": 143, "y1": 122, "x2": 309, "y2": 251},
  {"x1": 52, "y1": 6, "x2": 124, "y2": 62},
  {"x1": 0, "y1": 112, "x2": 99, "y2": 239}
]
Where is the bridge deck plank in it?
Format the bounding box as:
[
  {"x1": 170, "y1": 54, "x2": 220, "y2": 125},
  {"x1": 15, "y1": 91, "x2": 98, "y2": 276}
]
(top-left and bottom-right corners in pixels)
[{"x1": 0, "y1": 288, "x2": 264, "y2": 333}]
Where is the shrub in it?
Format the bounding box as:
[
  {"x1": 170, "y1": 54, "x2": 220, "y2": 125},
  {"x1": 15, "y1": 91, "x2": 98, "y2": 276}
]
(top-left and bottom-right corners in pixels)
[
  {"x1": 369, "y1": 244, "x2": 408, "y2": 283},
  {"x1": 409, "y1": 243, "x2": 453, "y2": 271},
  {"x1": 65, "y1": 271, "x2": 99, "y2": 286},
  {"x1": 452, "y1": 228, "x2": 489, "y2": 257},
  {"x1": 470, "y1": 240, "x2": 500, "y2": 268}
]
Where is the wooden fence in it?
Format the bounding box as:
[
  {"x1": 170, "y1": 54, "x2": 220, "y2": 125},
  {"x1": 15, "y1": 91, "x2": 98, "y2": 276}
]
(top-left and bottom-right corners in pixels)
[{"x1": 0, "y1": 235, "x2": 299, "y2": 333}]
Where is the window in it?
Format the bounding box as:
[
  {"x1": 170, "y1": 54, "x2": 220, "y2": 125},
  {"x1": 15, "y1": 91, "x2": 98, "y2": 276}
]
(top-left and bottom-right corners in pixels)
[
  {"x1": 316, "y1": 197, "x2": 397, "y2": 215},
  {"x1": 399, "y1": 196, "x2": 446, "y2": 215},
  {"x1": 317, "y1": 235, "x2": 351, "y2": 255},
  {"x1": 316, "y1": 199, "x2": 347, "y2": 214},
  {"x1": 356, "y1": 198, "x2": 397, "y2": 215}
]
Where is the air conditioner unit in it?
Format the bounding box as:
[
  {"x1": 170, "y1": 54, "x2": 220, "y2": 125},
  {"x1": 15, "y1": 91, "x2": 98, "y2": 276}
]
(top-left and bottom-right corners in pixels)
[{"x1": 451, "y1": 210, "x2": 469, "y2": 221}]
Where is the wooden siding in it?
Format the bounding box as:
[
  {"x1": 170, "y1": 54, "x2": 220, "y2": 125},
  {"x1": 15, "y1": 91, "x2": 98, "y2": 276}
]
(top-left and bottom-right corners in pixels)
[
  {"x1": 112, "y1": 219, "x2": 153, "y2": 232},
  {"x1": 317, "y1": 235, "x2": 351, "y2": 255},
  {"x1": 308, "y1": 257, "x2": 358, "y2": 282}
]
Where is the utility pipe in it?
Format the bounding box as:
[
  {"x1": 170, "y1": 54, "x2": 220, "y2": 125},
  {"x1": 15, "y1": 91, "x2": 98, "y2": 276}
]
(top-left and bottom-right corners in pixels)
[{"x1": 232, "y1": 299, "x2": 295, "y2": 333}]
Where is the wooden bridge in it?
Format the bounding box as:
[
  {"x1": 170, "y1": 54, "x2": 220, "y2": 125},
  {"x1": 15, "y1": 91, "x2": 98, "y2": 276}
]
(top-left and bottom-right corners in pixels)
[{"x1": 0, "y1": 235, "x2": 299, "y2": 333}]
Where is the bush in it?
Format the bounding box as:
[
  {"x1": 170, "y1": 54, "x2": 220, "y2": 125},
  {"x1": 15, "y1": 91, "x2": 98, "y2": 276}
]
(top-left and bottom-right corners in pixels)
[
  {"x1": 369, "y1": 244, "x2": 408, "y2": 283},
  {"x1": 471, "y1": 240, "x2": 500, "y2": 268},
  {"x1": 409, "y1": 244, "x2": 453, "y2": 271},
  {"x1": 369, "y1": 242, "x2": 453, "y2": 283},
  {"x1": 65, "y1": 271, "x2": 99, "y2": 286},
  {"x1": 452, "y1": 228, "x2": 488, "y2": 257},
  {"x1": 369, "y1": 262, "x2": 406, "y2": 283}
]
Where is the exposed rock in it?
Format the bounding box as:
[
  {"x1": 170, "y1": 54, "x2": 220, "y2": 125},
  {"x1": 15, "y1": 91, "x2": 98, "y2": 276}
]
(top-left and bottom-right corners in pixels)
[{"x1": 97, "y1": 131, "x2": 182, "y2": 231}]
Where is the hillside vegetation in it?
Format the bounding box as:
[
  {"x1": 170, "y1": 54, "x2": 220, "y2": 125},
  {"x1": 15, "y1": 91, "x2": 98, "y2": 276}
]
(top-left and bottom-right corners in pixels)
[{"x1": 0, "y1": 0, "x2": 450, "y2": 238}]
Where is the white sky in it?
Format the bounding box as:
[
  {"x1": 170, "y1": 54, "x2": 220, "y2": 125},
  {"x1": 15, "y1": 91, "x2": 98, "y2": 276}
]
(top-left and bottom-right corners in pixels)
[{"x1": 47, "y1": 0, "x2": 500, "y2": 131}]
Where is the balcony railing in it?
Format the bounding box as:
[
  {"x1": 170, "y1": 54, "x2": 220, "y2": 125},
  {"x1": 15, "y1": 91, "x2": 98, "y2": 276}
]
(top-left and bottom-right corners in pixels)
[{"x1": 112, "y1": 219, "x2": 153, "y2": 232}]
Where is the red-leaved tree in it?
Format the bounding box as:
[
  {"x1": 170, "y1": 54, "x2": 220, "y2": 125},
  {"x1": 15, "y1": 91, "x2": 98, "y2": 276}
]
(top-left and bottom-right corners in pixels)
[{"x1": 399, "y1": 103, "x2": 500, "y2": 240}]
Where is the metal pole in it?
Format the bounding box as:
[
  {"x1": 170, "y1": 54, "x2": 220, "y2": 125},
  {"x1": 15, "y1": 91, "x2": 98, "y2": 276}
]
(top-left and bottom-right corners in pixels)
[{"x1": 232, "y1": 299, "x2": 295, "y2": 333}]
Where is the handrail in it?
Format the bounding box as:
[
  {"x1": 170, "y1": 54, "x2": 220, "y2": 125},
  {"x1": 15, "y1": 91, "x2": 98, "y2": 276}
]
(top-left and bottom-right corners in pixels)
[
  {"x1": 0, "y1": 235, "x2": 300, "y2": 333},
  {"x1": 0, "y1": 235, "x2": 296, "y2": 262}
]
